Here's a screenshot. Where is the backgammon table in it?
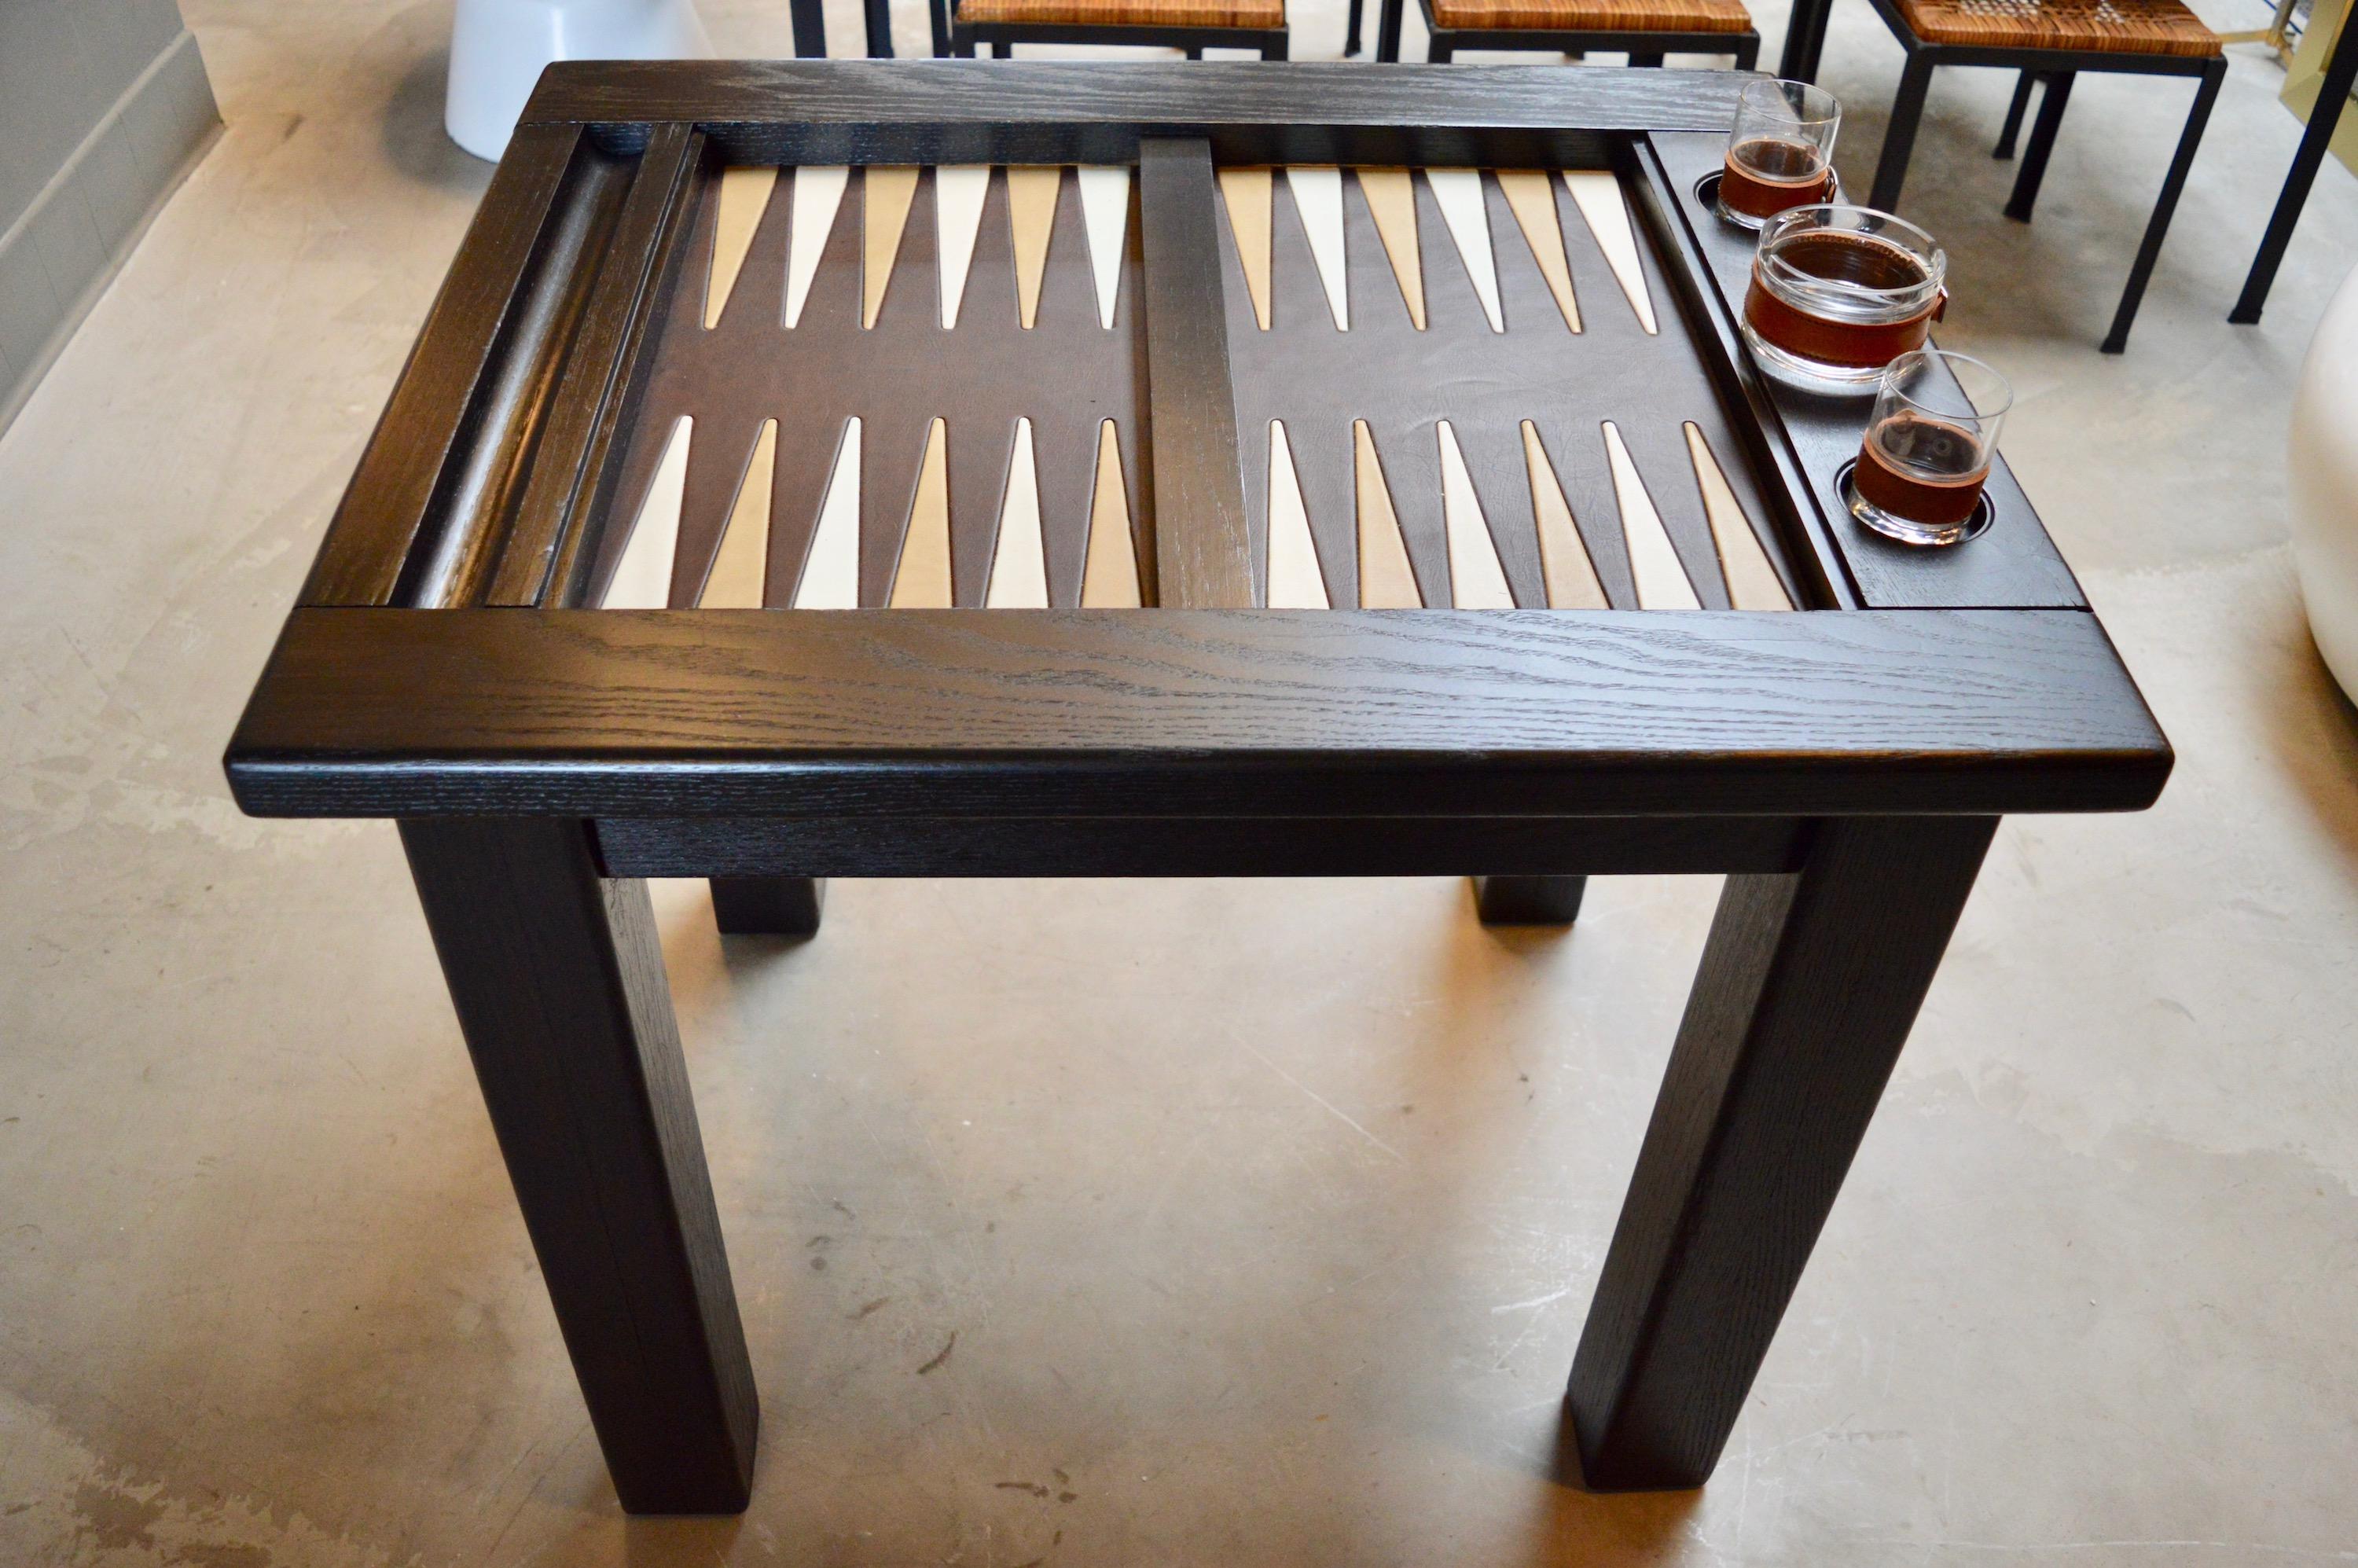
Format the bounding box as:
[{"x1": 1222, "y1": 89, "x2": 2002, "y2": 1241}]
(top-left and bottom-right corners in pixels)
[{"x1": 226, "y1": 61, "x2": 2173, "y2": 1515}]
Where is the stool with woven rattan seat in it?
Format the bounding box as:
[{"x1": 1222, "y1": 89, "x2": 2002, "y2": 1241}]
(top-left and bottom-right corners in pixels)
[
  {"x1": 1374, "y1": 0, "x2": 1757, "y2": 63},
  {"x1": 1844, "y1": 0, "x2": 2225, "y2": 354},
  {"x1": 932, "y1": 0, "x2": 1290, "y2": 56}
]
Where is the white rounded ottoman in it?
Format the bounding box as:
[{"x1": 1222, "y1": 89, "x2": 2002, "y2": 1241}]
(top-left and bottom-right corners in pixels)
[
  {"x1": 2291, "y1": 261, "x2": 2358, "y2": 703},
  {"x1": 446, "y1": 0, "x2": 714, "y2": 161}
]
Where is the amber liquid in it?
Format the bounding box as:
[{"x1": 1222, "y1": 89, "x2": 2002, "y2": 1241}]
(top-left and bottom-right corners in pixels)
[
  {"x1": 1720, "y1": 136, "x2": 1834, "y2": 219},
  {"x1": 1743, "y1": 231, "x2": 1941, "y2": 370},
  {"x1": 1854, "y1": 413, "x2": 1987, "y2": 527}
]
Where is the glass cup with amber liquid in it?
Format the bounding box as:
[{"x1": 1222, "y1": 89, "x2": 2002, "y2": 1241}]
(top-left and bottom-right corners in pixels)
[
  {"x1": 1849, "y1": 350, "x2": 2011, "y2": 545},
  {"x1": 1717, "y1": 79, "x2": 1840, "y2": 229},
  {"x1": 1741, "y1": 204, "x2": 1947, "y2": 390}
]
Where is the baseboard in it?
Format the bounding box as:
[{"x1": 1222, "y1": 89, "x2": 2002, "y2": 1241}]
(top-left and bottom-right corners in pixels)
[{"x1": 0, "y1": 29, "x2": 222, "y2": 439}]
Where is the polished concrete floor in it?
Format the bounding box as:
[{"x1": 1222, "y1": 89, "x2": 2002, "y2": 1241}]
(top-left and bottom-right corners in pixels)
[{"x1": 4, "y1": 2, "x2": 2357, "y2": 1563}]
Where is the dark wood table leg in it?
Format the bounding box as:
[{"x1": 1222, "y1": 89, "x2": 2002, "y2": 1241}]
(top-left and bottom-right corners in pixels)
[
  {"x1": 790, "y1": 0, "x2": 828, "y2": 56},
  {"x1": 2232, "y1": 0, "x2": 2358, "y2": 324},
  {"x1": 1473, "y1": 876, "x2": 1588, "y2": 925},
  {"x1": 401, "y1": 819, "x2": 759, "y2": 1514},
  {"x1": 711, "y1": 876, "x2": 826, "y2": 938},
  {"x1": 1566, "y1": 814, "x2": 1996, "y2": 1490}
]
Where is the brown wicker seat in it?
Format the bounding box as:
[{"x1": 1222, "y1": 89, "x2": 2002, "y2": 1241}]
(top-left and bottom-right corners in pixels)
[
  {"x1": 1892, "y1": 0, "x2": 2218, "y2": 57},
  {"x1": 1813, "y1": 0, "x2": 2228, "y2": 352},
  {"x1": 1428, "y1": 0, "x2": 1748, "y2": 31},
  {"x1": 957, "y1": 0, "x2": 1283, "y2": 24},
  {"x1": 1379, "y1": 0, "x2": 1755, "y2": 64},
  {"x1": 938, "y1": 0, "x2": 1288, "y2": 56}
]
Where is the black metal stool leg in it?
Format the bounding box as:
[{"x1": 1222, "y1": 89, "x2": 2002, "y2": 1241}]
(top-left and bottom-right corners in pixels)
[
  {"x1": 1428, "y1": 35, "x2": 1455, "y2": 59},
  {"x1": 790, "y1": 0, "x2": 828, "y2": 55},
  {"x1": 931, "y1": 0, "x2": 953, "y2": 54},
  {"x1": 2234, "y1": 7, "x2": 2358, "y2": 324},
  {"x1": 1630, "y1": 50, "x2": 1667, "y2": 64},
  {"x1": 1735, "y1": 34, "x2": 1760, "y2": 68},
  {"x1": 2004, "y1": 70, "x2": 2073, "y2": 222},
  {"x1": 1994, "y1": 68, "x2": 2036, "y2": 158},
  {"x1": 1378, "y1": 0, "x2": 1405, "y2": 61},
  {"x1": 1346, "y1": 0, "x2": 1364, "y2": 53},
  {"x1": 865, "y1": 0, "x2": 895, "y2": 55},
  {"x1": 1868, "y1": 52, "x2": 1935, "y2": 212},
  {"x1": 2105, "y1": 58, "x2": 2224, "y2": 353}
]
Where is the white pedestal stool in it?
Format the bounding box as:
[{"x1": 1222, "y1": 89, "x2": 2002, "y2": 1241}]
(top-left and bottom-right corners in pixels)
[
  {"x1": 2290, "y1": 262, "x2": 2358, "y2": 703},
  {"x1": 446, "y1": 0, "x2": 713, "y2": 161}
]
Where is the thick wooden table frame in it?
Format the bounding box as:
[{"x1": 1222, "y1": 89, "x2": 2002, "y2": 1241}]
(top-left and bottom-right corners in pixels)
[{"x1": 226, "y1": 62, "x2": 2171, "y2": 1514}]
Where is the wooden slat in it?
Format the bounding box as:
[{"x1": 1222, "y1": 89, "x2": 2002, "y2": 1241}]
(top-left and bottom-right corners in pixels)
[
  {"x1": 301, "y1": 123, "x2": 590, "y2": 606},
  {"x1": 485, "y1": 123, "x2": 704, "y2": 608},
  {"x1": 595, "y1": 812, "x2": 1813, "y2": 879},
  {"x1": 520, "y1": 61, "x2": 1756, "y2": 164},
  {"x1": 228, "y1": 607, "x2": 2174, "y2": 821},
  {"x1": 1140, "y1": 139, "x2": 1252, "y2": 609}
]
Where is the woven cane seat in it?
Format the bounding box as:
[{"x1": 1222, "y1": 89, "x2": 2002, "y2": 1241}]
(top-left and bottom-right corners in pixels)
[
  {"x1": 959, "y1": 0, "x2": 1284, "y2": 25},
  {"x1": 1893, "y1": 0, "x2": 2219, "y2": 56},
  {"x1": 1429, "y1": 0, "x2": 1750, "y2": 33}
]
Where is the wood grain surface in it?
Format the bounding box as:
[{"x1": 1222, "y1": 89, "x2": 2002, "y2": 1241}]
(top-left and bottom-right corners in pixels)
[
  {"x1": 301, "y1": 123, "x2": 592, "y2": 606},
  {"x1": 521, "y1": 61, "x2": 1757, "y2": 166},
  {"x1": 399, "y1": 818, "x2": 758, "y2": 1512},
  {"x1": 229, "y1": 607, "x2": 2172, "y2": 819},
  {"x1": 1142, "y1": 140, "x2": 1253, "y2": 608}
]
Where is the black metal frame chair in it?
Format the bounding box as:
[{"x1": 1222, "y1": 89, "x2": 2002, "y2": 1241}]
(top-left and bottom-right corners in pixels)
[
  {"x1": 1809, "y1": 0, "x2": 2226, "y2": 354},
  {"x1": 933, "y1": 0, "x2": 1291, "y2": 55},
  {"x1": 1374, "y1": 0, "x2": 1756, "y2": 62}
]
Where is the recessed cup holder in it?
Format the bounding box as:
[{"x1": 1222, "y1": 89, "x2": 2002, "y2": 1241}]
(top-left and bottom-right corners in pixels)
[{"x1": 1835, "y1": 457, "x2": 1995, "y2": 547}]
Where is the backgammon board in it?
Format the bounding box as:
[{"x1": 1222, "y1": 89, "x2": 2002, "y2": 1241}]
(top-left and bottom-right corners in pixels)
[{"x1": 228, "y1": 63, "x2": 2171, "y2": 1519}]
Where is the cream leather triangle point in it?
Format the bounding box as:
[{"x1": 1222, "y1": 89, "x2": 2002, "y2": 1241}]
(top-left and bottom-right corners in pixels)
[
  {"x1": 1428, "y1": 169, "x2": 1504, "y2": 333},
  {"x1": 1287, "y1": 166, "x2": 1349, "y2": 330},
  {"x1": 863, "y1": 167, "x2": 921, "y2": 331},
  {"x1": 1081, "y1": 420, "x2": 1142, "y2": 608},
  {"x1": 699, "y1": 419, "x2": 775, "y2": 608},
  {"x1": 1353, "y1": 421, "x2": 1421, "y2": 607},
  {"x1": 706, "y1": 166, "x2": 778, "y2": 330},
  {"x1": 1562, "y1": 171, "x2": 1657, "y2": 334},
  {"x1": 986, "y1": 418, "x2": 1049, "y2": 608},
  {"x1": 793, "y1": 418, "x2": 861, "y2": 609},
  {"x1": 890, "y1": 417, "x2": 953, "y2": 607},
  {"x1": 1603, "y1": 421, "x2": 1700, "y2": 609},
  {"x1": 935, "y1": 165, "x2": 990, "y2": 329},
  {"x1": 1686, "y1": 424, "x2": 1793, "y2": 611},
  {"x1": 1008, "y1": 166, "x2": 1061, "y2": 329},
  {"x1": 1522, "y1": 421, "x2": 1607, "y2": 610},
  {"x1": 1219, "y1": 167, "x2": 1273, "y2": 331},
  {"x1": 1438, "y1": 421, "x2": 1513, "y2": 607},
  {"x1": 785, "y1": 166, "x2": 848, "y2": 329},
  {"x1": 1497, "y1": 169, "x2": 1581, "y2": 333},
  {"x1": 1357, "y1": 168, "x2": 1425, "y2": 329},
  {"x1": 1266, "y1": 420, "x2": 1331, "y2": 608},
  {"x1": 1078, "y1": 166, "x2": 1129, "y2": 329},
  {"x1": 603, "y1": 415, "x2": 691, "y2": 609}
]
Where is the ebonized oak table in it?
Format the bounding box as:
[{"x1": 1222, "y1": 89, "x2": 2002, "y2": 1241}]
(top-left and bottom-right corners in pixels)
[{"x1": 226, "y1": 61, "x2": 2171, "y2": 1515}]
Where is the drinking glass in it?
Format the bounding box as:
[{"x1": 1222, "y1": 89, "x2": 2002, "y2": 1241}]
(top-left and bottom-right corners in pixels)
[
  {"x1": 1849, "y1": 350, "x2": 2011, "y2": 545},
  {"x1": 1717, "y1": 79, "x2": 1841, "y2": 229},
  {"x1": 1741, "y1": 204, "x2": 1947, "y2": 389}
]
